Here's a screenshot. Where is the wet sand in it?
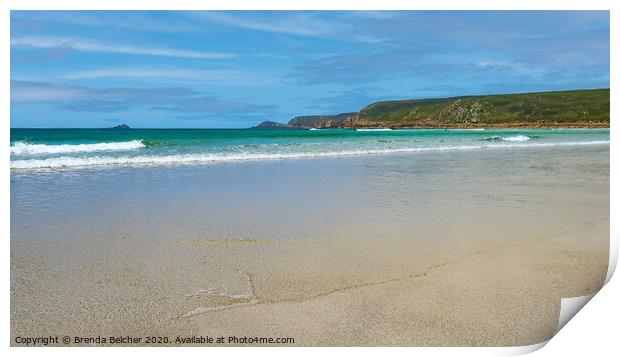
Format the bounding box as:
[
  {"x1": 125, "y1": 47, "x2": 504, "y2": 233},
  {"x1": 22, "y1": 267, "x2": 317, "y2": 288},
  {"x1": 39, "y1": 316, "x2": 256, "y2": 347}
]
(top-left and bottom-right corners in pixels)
[{"x1": 10, "y1": 145, "x2": 609, "y2": 346}]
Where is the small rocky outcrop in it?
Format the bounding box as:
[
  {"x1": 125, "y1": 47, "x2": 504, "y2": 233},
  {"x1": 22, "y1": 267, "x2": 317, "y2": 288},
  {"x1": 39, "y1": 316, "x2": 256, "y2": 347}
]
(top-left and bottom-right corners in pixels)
[
  {"x1": 252, "y1": 121, "x2": 297, "y2": 129},
  {"x1": 108, "y1": 123, "x2": 130, "y2": 129}
]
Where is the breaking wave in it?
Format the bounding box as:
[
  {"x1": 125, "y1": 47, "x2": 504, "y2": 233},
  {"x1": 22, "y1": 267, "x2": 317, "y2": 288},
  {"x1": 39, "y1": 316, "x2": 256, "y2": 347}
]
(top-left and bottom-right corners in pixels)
[
  {"x1": 502, "y1": 135, "x2": 531, "y2": 142},
  {"x1": 483, "y1": 135, "x2": 531, "y2": 142},
  {"x1": 10, "y1": 140, "x2": 610, "y2": 170},
  {"x1": 10, "y1": 140, "x2": 146, "y2": 156}
]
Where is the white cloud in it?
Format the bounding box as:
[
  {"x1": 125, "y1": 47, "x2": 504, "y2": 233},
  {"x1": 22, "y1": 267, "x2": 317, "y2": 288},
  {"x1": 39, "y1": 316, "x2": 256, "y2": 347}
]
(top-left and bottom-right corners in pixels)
[
  {"x1": 196, "y1": 12, "x2": 343, "y2": 37},
  {"x1": 11, "y1": 82, "x2": 89, "y2": 103},
  {"x1": 27, "y1": 12, "x2": 201, "y2": 33},
  {"x1": 11, "y1": 36, "x2": 234, "y2": 60},
  {"x1": 195, "y1": 12, "x2": 392, "y2": 44},
  {"x1": 11, "y1": 80, "x2": 195, "y2": 103},
  {"x1": 60, "y1": 67, "x2": 277, "y2": 86},
  {"x1": 471, "y1": 60, "x2": 549, "y2": 76}
]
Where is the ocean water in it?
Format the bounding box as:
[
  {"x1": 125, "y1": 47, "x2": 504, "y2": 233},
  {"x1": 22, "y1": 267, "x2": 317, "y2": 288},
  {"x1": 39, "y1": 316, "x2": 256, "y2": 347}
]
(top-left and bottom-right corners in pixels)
[{"x1": 10, "y1": 128, "x2": 610, "y2": 170}]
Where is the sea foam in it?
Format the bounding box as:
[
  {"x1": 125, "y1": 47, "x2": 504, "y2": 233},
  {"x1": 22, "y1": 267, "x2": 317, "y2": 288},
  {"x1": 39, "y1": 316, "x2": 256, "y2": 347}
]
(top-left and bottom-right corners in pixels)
[
  {"x1": 10, "y1": 140, "x2": 146, "y2": 155},
  {"x1": 10, "y1": 140, "x2": 610, "y2": 170},
  {"x1": 502, "y1": 135, "x2": 531, "y2": 142},
  {"x1": 483, "y1": 135, "x2": 531, "y2": 142}
]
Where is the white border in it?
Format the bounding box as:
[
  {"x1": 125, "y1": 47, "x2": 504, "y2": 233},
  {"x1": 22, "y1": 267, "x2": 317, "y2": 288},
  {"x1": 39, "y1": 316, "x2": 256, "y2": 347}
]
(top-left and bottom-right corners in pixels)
[{"x1": 2, "y1": 1, "x2": 616, "y2": 356}]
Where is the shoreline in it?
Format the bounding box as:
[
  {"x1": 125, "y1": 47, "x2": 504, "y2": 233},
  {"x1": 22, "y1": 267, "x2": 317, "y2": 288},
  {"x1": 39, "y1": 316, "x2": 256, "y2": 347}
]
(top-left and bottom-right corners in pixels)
[
  {"x1": 10, "y1": 144, "x2": 610, "y2": 346},
  {"x1": 10, "y1": 138, "x2": 611, "y2": 171}
]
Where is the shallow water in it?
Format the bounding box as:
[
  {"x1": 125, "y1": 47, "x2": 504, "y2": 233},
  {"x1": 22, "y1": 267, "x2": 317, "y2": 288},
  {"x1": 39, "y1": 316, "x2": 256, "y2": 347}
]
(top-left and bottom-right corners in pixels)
[
  {"x1": 10, "y1": 128, "x2": 609, "y2": 169},
  {"x1": 11, "y1": 143, "x2": 609, "y2": 248}
]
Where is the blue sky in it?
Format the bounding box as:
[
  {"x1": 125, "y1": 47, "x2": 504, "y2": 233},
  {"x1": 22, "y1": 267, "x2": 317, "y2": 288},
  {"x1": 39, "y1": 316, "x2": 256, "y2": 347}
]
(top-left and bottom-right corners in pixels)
[{"x1": 10, "y1": 11, "x2": 610, "y2": 128}]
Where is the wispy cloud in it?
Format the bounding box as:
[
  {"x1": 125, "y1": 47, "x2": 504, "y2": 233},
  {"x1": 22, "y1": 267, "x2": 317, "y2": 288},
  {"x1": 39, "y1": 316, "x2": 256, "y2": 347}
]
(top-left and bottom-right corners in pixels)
[
  {"x1": 469, "y1": 60, "x2": 549, "y2": 77},
  {"x1": 194, "y1": 11, "x2": 396, "y2": 45},
  {"x1": 285, "y1": 52, "x2": 419, "y2": 85},
  {"x1": 11, "y1": 36, "x2": 234, "y2": 59},
  {"x1": 61, "y1": 67, "x2": 277, "y2": 85},
  {"x1": 196, "y1": 11, "x2": 343, "y2": 37},
  {"x1": 300, "y1": 87, "x2": 385, "y2": 113},
  {"x1": 11, "y1": 80, "x2": 277, "y2": 115},
  {"x1": 347, "y1": 11, "x2": 402, "y2": 20},
  {"x1": 13, "y1": 11, "x2": 201, "y2": 33},
  {"x1": 152, "y1": 96, "x2": 277, "y2": 114},
  {"x1": 11, "y1": 81, "x2": 91, "y2": 103},
  {"x1": 285, "y1": 50, "x2": 559, "y2": 86},
  {"x1": 11, "y1": 80, "x2": 195, "y2": 103},
  {"x1": 60, "y1": 100, "x2": 131, "y2": 112}
]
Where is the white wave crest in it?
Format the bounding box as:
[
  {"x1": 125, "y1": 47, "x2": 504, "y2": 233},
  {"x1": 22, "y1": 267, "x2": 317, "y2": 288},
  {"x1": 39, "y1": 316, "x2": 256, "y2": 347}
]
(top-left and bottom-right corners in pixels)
[
  {"x1": 10, "y1": 140, "x2": 609, "y2": 170},
  {"x1": 502, "y1": 135, "x2": 531, "y2": 142},
  {"x1": 356, "y1": 128, "x2": 392, "y2": 132},
  {"x1": 10, "y1": 140, "x2": 146, "y2": 155},
  {"x1": 447, "y1": 128, "x2": 485, "y2": 131}
]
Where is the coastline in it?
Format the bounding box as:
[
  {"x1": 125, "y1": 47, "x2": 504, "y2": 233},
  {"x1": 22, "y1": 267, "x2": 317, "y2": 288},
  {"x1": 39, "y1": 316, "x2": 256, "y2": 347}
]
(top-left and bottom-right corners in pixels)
[
  {"x1": 340, "y1": 122, "x2": 611, "y2": 129},
  {"x1": 253, "y1": 88, "x2": 610, "y2": 130},
  {"x1": 254, "y1": 123, "x2": 611, "y2": 130}
]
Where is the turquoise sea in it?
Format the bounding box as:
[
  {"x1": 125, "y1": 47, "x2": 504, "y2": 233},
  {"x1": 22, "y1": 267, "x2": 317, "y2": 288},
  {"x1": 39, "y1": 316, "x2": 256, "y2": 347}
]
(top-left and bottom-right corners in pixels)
[{"x1": 10, "y1": 128, "x2": 610, "y2": 170}]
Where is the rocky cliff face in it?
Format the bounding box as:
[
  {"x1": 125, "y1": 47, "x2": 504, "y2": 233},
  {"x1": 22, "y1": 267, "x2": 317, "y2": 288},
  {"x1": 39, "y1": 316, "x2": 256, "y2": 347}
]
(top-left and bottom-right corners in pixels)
[
  {"x1": 252, "y1": 89, "x2": 609, "y2": 129},
  {"x1": 440, "y1": 100, "x2": 489, "y2": 123},
  {"x1": 288, "y1": 112, "x2": 359, "y2": 128}
]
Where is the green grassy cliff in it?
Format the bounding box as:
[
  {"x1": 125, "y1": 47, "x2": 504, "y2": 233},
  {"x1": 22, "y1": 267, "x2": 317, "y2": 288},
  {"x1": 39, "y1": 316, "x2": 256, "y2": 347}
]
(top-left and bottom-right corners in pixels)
[
  {"x1": 288, "y1": 112, "x2": 359, "y2": 128},
  {"x1": 270, "y1": 89, "x2": 609, "y2": 129}
]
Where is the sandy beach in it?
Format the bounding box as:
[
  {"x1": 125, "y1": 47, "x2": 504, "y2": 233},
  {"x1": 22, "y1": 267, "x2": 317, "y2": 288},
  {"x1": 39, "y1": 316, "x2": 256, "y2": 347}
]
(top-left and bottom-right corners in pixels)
[{"x1": 10, "y1": 144, "x2": 609, "y2": 346}]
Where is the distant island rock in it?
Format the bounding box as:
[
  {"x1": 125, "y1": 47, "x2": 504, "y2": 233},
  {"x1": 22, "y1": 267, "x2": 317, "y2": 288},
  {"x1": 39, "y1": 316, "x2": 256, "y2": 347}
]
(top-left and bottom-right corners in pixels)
[
  {"x1": 108, "y1": 123, "x2": 130, "y2": 129},
  {"x1": 251, "y1": 121, "x2": 298, "y2": 129},
  {"x1": 250, "y1": 89, "x2": 609, "y2": 129}
]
